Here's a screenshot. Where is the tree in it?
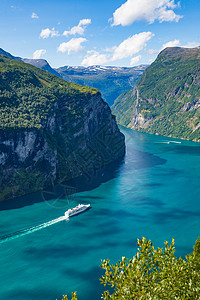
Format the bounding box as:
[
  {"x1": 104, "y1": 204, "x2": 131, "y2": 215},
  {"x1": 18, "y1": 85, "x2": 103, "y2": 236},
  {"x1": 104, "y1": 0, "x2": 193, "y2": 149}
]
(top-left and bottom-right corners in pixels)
[
  {"x1": 62, "y1": 237, "x2": 200, "y2": 299},
  {"x1": 100, "y1": 237, "x2": 200, "y2": 299},
  {"x1": 61, "y1": 292, "x2": 78, "y2": 300}
]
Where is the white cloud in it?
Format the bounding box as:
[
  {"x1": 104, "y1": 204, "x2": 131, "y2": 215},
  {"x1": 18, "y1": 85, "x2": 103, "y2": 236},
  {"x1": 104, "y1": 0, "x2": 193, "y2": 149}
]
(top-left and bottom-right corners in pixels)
[
  {"x1": 147, "y1": 48, "x2": 159, "y2": 55},
  {"x1": 40, "y1": 28, "x2": 60, "y2": 39},
  {"x1": 112, "y1": 32, "x2": 154, "y2": 61},
  {"x1": 111, "y1": 0, "x2": 183, "y2": 26},
  {"x1": 57, "y1": 37, "x2": 87, "y2": 54},
  {"x1": 81, "y1": 50, "x2": 108, "y2": 66},
  {"x1": 31, "y1": 12, "x2": 39, "y2": 19},
  {"x1": 81, "y1": 31, "x2": 153, "y2": 66},
  {"x1": 63, "y1": 19, "x2": 91, "y2": 37},
  {"x1": 79, "y1": 19, "x2": 91, "y2": 26},
  {"x1": 147, "y1": 39, "x2": 199, "y2": 61},
  {"x1": 104, "y1": 46, "x2": 117, "y2": 53},
  {"x1": 147, "y1": 39, "x2": 180, "y2": 57},
  {"x1": 161, "y1": 39, "x2": 180, "y2": 49},
  {"x1": 33, "y1": 49, "x2": 46, "y2": 59},
  {"x1": 183, "y1": 42, "x2": 199, "y2": 48},
  {"x1": 130, "y1": 55, "x2": 141, "y2": 66},
  {"x1": 161, "y1": 40, "x2": 199, "y2": 51},
  {"x1": 148, "y1": 58, "x2": 155, "y2": 64}
]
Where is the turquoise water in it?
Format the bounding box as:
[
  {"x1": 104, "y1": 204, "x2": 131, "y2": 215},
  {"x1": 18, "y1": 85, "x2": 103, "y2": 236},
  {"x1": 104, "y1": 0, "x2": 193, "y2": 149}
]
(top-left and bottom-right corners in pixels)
[{"x1": 0, "y1": 126, "x2": 200, "y2": 300}]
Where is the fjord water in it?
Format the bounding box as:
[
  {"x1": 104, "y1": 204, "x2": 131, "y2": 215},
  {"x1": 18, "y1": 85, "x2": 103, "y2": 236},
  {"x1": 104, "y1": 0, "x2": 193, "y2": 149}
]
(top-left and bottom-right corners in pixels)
[{"x1": 0, "y1": 126, "x2": 200, "y2": 300}]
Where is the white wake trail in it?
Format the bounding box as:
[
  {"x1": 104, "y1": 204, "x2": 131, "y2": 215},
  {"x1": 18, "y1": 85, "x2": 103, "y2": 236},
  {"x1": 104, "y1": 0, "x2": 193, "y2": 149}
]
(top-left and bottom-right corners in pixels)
[{"x1": 0, "y1": 215, "x2": 69, "y2": 244}]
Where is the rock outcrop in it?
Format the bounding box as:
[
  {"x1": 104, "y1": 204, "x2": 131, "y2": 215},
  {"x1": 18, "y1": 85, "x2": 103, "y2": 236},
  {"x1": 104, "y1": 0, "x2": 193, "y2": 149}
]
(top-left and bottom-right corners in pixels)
[
  {"x1": 0, "y1": 55, "x2": 125, "y2": 201},
  {"x1": 112, "y1": 46, "x2": 200, "y2": 141}
]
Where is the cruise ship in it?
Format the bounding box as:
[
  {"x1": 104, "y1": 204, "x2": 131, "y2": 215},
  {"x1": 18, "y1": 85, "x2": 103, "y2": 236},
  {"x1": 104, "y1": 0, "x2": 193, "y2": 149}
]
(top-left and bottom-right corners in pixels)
[{"x1": 65, "y1": 204, "x2": 90, "y2": 217}]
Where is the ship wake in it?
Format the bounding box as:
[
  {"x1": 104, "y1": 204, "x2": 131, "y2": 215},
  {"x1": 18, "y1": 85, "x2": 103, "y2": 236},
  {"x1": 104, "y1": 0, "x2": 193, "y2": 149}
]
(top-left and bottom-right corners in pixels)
[{"x1": 0, "y1": 215, "x2": 69, "y2": 244}]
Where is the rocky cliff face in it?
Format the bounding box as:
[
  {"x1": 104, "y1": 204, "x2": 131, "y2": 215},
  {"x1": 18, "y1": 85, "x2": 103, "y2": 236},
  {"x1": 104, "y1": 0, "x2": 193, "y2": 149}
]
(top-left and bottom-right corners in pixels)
[
  {"x1": 112, "y1": 46, "x2": 200, "y2": 141},
  {"x1": 0, "y1": 55, "x2": 125, "y2": 201}
]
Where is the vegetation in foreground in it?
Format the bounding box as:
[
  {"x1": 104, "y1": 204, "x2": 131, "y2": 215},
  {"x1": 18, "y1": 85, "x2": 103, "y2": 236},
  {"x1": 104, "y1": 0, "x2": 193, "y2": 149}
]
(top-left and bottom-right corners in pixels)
[{"x1": 61, "y1": 237, "x2": 200, "y2": 299}]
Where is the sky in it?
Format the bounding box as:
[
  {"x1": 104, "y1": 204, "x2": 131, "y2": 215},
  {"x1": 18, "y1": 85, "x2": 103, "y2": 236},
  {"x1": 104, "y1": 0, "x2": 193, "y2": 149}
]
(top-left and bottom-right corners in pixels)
[{"x1": 0, "y1": 0, "x2": 199, "y2": 68}]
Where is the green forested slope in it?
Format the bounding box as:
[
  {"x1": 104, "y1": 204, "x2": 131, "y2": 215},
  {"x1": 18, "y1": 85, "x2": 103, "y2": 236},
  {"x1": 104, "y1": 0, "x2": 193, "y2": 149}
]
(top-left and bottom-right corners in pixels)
[
  {"x1": 112, "y1": 47, "x2": 200, "y2": 141},
  {"x1": 0, "y1": 55, "x2": 125, "y2": 201},
  {"x1": 0, "y1": 54, "x2": 98, "y2": 129}
]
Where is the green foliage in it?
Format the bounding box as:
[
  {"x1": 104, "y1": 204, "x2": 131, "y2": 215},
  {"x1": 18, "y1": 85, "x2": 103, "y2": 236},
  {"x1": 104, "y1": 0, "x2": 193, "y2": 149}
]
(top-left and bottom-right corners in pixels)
[
  {"x1": 61, "y1": 237, "x2": 200, "y2": 299},
  {"x1": 0, "y1": 168, "x2": 45, "y2": 201},
  {"x1": 100, "y1": 237, "x2": 200, "y2": 299},
  {"x1": 111, "y1": 89, "x2": 137, "y2": 127},
  {"x1": 60, "y1": 292, "x2": 78, "y2": 300},
  {"x1": 0, "y1": 54, "x2": 125, "y2": 201},
  {"x1": 0, "y1": 54, "x2": 98, "y2": 130},
  {"x1": 112, "y1": 47, "x2": 200, "y2": 141}
]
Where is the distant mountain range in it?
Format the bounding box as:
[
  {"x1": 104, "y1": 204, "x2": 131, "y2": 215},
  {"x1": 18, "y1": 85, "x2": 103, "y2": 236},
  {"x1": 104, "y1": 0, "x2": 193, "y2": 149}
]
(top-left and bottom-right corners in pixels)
[
  {"x1": 55, "y1": 65, "x2": 148, "y2": 105},
  {"x1": 0, "y1": 48, "x2": 148, "y2": 106},
  {"x1": 112, "y1": 46, "x2": 200, "y2": 141}
]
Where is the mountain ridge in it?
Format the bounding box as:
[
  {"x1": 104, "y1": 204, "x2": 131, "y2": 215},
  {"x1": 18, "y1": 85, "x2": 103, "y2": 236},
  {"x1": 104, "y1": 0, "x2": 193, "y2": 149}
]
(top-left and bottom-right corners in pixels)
[
  {"x1": 0, "y1": 47, "x2": 148, "y2": 105},
  {"x1": 112, "y1": 46, "x2": 200, "y2": 141}
]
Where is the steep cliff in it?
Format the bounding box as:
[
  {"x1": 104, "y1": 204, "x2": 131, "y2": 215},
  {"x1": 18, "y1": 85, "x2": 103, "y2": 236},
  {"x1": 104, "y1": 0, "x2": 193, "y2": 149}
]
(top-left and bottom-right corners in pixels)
[
  {"x1": 0, "y1": 55, "x2": 125, "y2": 201},
  {"x1": 112, "y1": 46, "x2": 200, "y2": 141}
]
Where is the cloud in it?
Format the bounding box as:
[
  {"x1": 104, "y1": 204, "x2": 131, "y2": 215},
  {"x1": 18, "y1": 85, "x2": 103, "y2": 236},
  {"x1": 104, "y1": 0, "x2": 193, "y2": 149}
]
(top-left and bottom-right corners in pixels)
[
  {"x1": 147, "y1": 39, "x2": 199, "y2": 60},
  {"x1": 112, "y1": 32, "x2": 154, "y2": 61},
  {"x1": 79, "y1": 19, "x2": 91, "y2": 26},
  {"x1": 147, "y1": 39, "x2": 180, "y2": 57},
  {"x1": 81, "y1": 32, "x2": 153, "y2": 66},
  {"x1": 183, "y1": 42, "x2": 200, "y2": 48},
  {"x1": 57, "y1": 37, "x2": 87, "y2": 54},
  {"x1": 161, "y1": 40, "x2": 199, "y2": 51},
  {"x1": 147, "y1": 48, "x2": 159, "y2": 55},
  {"x1": 31, "y1": 12, "x2": 39, "y2": 19},
  {"x1": 63, "y1": 19, "x2": 91, "y2": 37},
  {"x1": 111, "y1": 0, "x2": 183, "y2": 26},
  {"x1": 161, "y1": 39, "x2": 180, "y2": 49},
  {"x1": 130, "y1": 55, "x2": 141, "y2": 66},
  {"x1": 104, "y1": 46, "x2": 117, "y2": 53},
  {"x1": 33, "y1": 49, "x2": 46, "y2": 59},
  {"x1": 81, "y1": 50, "x2": 108, "y2": 66},
  {"x1": 40, "y1": 28, "x2": 60, "y2": 39}
]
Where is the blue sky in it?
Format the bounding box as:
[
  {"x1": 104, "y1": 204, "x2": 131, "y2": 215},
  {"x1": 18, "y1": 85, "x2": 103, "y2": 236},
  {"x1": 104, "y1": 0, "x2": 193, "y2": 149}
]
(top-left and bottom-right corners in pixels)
[{"x1": 0, "y1": 0, "x2": 199, "y2": 68}]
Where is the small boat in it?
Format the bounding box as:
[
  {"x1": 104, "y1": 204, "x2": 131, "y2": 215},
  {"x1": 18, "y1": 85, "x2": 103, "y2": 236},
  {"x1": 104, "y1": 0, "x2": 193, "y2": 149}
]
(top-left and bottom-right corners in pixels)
[{"x1": 65, "y1": 204, "x2": 90, "y2": 217}]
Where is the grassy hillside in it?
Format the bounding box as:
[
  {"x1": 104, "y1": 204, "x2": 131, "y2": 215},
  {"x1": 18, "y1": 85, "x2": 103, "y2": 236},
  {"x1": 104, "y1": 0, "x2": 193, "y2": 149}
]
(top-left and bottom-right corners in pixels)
[
  {"x1": 112, "y1": 47, "x2": 200, "y2": 141},
  {"x1": 0, "y1": 54, "x2": 98, "y2": 130}
]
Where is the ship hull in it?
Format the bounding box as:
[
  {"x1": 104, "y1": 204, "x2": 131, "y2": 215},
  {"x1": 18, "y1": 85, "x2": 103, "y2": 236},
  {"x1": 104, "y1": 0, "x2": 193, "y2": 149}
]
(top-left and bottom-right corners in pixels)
[{"x1": 65, "y1": 204, "x2": 90, "y2": 217}]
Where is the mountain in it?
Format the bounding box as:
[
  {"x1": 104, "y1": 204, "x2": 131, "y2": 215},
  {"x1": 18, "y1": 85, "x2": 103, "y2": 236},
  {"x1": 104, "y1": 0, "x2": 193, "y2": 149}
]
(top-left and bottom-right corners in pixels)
[
  {"x1": 21, "y1": 58, "x2": 60, "y2": 77},
  {"x1": 0, "y1": 48, "x2": 21, "y2": 60},
  {"x1": 112, "y1": 46, "x2": 200, "y2": 142},
  {"x1": 0, "y1": 54, "x2": 125, "y2": 201},
  {"x1": 55, "y1": 65, "x2": 148, "y2": 106},
  {"x1": 0, "y1": 48, "x2": 147, "y2": 106},
  {"x1": 0, "y1": 48, "x2": 60, "y2": 77}
]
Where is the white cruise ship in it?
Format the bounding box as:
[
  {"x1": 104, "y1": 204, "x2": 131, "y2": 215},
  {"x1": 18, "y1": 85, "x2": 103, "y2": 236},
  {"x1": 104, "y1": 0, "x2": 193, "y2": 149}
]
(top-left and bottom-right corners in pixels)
[{"x1": 65, "y1": 204, "x2": 90, "y2": 217}]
